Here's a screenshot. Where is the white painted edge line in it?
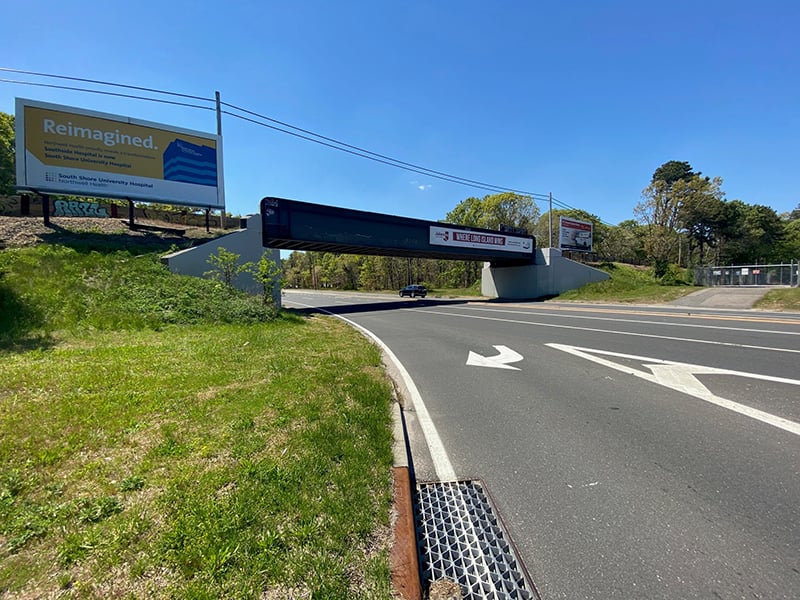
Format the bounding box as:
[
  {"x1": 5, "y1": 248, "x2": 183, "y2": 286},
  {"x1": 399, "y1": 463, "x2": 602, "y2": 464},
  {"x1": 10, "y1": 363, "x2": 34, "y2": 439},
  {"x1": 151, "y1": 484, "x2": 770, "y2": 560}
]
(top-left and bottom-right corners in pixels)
[
  {"x1": 288, "y1": 301, "x2": 457, "y2": 482},
  {"x1": 547, "y1": 343, "x2": 800, "y2": 437}
]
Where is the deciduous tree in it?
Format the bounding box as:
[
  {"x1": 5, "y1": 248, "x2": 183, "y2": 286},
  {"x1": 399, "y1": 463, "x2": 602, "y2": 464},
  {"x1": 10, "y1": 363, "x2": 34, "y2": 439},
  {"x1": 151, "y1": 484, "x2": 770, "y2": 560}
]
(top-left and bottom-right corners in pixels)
[
  {"x1": 635, "y1": 179, "x2": 682, "y2": 277},
  {"x1": 446, "y1": 192, "x2": 539, "y2": 232},
  {"x1": 677, "y1": 176, "x2": 726, "y2": 265},
  {"x1": 0, "y1": 112, "x2": 15, "y2": 195},
  {"x1": 205, "y1": 247, "x2": 252, "y2": 287}
]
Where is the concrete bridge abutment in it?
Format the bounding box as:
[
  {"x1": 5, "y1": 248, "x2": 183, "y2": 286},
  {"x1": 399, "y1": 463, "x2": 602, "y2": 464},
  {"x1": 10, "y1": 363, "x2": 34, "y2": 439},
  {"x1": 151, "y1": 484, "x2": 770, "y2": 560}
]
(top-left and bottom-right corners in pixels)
[{"x1": 481, "y1": 248, "x2": 609, "y2": 300}]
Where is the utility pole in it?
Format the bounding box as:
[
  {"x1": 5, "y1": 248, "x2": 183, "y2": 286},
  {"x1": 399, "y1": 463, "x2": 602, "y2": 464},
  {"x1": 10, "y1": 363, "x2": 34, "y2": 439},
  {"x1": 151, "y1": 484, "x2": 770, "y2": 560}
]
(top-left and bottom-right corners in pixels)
[
  {"x1": 215, "y1": 91, "x2": 226, "y2": 229},
  {"x1": 548, "y1": 192, "x2": 553, "y2": 248}
]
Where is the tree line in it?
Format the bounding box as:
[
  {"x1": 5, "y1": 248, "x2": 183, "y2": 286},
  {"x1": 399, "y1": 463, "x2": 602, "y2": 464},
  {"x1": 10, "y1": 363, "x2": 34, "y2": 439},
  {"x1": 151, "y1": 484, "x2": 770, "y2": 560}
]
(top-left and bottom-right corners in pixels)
[
  {"x1": 284, "y1": 162, "x2": 800, "y2": 290},
  {"x1": 1, "y1": 111, "x2": 797, "y2": 288},
  {"x1": 634, "y1": 161, "x2": 799, "y2": 278}
]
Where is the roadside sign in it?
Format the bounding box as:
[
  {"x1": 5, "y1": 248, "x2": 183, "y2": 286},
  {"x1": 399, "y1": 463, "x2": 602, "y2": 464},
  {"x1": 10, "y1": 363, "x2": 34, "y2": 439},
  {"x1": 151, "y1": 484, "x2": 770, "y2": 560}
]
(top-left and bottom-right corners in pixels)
[
  {"x1": 559, "y1": 216, "x2": 593, "y2": 252},
  {"x1": 15, "y1": 98, "x2": 224, "y2": 209}
]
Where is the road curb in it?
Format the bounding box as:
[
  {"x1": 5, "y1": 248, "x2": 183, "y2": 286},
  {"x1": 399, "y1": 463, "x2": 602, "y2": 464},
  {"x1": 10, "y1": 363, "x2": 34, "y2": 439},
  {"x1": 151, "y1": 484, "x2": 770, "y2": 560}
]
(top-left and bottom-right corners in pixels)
[{"x1": 390, "y1": 402, "x2": 422, "y2": 600}]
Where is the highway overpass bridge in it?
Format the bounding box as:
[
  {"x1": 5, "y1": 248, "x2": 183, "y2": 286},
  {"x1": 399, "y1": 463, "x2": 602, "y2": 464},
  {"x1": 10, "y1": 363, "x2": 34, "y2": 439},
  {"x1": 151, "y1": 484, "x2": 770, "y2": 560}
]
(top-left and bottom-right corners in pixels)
[
  {"x1": 260, "y1": 197, "x2": 608, "y2": 300},
  {"x1": 260, "y1": 197, "x2": 535, "y2": 266},
  {"x1": 162, "y1": 197, "x2": 608, "y2": 301}
]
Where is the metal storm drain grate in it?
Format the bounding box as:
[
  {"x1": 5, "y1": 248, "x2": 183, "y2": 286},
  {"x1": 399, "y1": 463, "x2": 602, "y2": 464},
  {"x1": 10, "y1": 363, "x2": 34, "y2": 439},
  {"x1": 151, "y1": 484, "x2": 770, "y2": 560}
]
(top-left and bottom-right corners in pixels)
[{"x1": 414, "y1": 480, "x2": 538, "y2": 599}]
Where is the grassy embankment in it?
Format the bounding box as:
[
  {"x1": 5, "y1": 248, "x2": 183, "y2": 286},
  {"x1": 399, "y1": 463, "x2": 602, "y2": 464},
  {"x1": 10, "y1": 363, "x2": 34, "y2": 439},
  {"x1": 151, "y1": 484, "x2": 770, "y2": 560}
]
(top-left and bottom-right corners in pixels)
[
  {"x1": 754, "y1": 288, "x2": 800, "y2": 311},
  {"x1": 0, "y1": 233, "x2": 394, "y2": 598},
  {"x1": 555, "y1": 262, "x2": 700, "y2": 304},
  {"x1": 557, "y1": 262, "x2": 800, "y2": 310}
]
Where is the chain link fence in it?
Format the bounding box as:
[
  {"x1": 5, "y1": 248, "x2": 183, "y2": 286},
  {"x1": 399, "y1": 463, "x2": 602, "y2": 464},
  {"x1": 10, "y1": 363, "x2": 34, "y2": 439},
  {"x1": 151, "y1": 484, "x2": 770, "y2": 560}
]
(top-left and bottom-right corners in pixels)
[{"x1": 694, "y1": 262, "x2": 800, "y2": 287}]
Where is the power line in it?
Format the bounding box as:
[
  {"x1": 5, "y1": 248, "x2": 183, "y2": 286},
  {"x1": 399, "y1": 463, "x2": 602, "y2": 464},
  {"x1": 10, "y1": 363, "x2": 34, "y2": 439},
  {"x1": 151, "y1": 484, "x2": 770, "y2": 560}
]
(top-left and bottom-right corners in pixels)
[
  {"x1": 551, "y1": 196, "x2": 616, "y2": 228},
  {"x1": 1, "y1": 68, "x2": 607, "y2": 218},
  {"x1": 222, "y1": 100, "x2": 550, "y2": 200},
  {"x1": 0, "y1": 67, "x2": 212, "y2": 103},
  {"x1": 222, "y1": 108, "x2": 534, "y2": 197},
  {"x1": 1, "y1": 69, "x2": 549, "y2": 200},
  {"x1": 0, "y1": 79, "x2": 214, "y2": 112}
]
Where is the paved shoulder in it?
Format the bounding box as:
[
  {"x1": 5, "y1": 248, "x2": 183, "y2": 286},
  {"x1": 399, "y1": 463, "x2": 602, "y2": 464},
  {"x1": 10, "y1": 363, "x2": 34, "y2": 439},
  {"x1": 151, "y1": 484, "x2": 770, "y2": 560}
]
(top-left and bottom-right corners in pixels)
[{"x1": 669, "y1": 286, "x2": 771, "y2": 309}]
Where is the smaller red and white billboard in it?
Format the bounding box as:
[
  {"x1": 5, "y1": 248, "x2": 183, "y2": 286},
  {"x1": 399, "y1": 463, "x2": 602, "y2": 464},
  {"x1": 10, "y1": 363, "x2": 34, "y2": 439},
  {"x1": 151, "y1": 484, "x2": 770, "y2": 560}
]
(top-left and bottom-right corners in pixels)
[{"x1": 559, "y1": 217, "x2": 593, "y2": 252}]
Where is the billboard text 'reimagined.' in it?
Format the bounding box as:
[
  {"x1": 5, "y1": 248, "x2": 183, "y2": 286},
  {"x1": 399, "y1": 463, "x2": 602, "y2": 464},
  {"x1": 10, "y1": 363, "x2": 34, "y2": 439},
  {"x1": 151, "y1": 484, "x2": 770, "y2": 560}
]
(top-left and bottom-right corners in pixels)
[{"x1": 15, "y1": 98, "x2": 224, "y2": 209}]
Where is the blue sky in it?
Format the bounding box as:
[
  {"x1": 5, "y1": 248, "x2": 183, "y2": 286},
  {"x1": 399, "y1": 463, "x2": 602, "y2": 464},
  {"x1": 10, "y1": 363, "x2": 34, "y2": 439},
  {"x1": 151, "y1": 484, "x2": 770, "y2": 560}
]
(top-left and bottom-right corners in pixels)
[{"x1": 2, "y1": 0, "x2": 798, "y2": 226}]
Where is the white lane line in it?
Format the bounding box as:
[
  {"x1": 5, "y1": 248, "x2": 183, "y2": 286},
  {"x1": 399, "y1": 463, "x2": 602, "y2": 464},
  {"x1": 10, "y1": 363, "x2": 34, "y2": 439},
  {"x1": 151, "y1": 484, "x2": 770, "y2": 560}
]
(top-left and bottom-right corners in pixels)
[
  {"x1": 289, "y1": 301, "x2": 457, "y2": 482},
  {"x1": 404, "y1": 308, "x2": 800, "y2": 354},
  {"x1": 457, "y1": 305, "x2": 800, "y2": 336},
  {"x1": 547, "y1": 343, "x2": 800, "y2": 437}
]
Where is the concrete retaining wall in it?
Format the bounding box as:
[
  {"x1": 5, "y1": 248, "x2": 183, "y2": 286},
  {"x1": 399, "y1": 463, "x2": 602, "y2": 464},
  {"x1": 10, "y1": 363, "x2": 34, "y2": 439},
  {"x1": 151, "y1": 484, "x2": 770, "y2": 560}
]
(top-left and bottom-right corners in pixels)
[
  {"x1": 482, "y1": 248, "x2": 609, "y2": 299},
  {"x1": 161, "y1": 214, "x2": 281, "y2": 303}
]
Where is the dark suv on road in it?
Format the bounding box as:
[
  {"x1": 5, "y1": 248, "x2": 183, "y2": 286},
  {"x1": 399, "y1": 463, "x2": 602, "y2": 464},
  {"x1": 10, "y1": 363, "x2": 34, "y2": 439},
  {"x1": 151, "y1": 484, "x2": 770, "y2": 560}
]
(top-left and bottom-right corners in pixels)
[{"x1": 399, "y1": 284, "x2": 427, "y2": 298}]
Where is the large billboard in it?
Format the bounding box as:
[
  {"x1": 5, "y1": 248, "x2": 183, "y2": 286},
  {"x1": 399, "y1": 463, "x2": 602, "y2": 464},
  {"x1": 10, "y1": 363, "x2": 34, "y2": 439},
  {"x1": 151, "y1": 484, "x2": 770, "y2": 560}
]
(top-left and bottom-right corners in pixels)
[
  {"x1": 559, "y1": 216, "x2": 593, "y2": 252},
  {"x1": 15, "y1": 98, "x2": 224, "y2": 209}
]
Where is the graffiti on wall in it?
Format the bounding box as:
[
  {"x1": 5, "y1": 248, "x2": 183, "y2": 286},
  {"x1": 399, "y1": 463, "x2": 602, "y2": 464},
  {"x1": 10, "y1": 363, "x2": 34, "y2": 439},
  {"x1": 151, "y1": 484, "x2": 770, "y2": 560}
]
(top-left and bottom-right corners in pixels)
[{"x1": 53, "y1": 200, "x2": 109, "y2": 218}]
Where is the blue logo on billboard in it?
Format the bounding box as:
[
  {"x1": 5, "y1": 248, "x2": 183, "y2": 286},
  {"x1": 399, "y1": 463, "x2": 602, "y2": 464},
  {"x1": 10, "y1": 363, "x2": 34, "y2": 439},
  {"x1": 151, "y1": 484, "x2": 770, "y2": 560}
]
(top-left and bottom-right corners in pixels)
[{"x1": 162, "y1": 139, "x2": 217, "y2": 187}]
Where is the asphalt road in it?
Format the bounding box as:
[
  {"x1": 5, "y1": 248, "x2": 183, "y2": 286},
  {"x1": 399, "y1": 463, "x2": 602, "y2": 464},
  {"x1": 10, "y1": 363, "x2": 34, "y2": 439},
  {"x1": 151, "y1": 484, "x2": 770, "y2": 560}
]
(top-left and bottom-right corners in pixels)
[{"x1": 283, "y1": 290, "x2": 800, "y2": 600}]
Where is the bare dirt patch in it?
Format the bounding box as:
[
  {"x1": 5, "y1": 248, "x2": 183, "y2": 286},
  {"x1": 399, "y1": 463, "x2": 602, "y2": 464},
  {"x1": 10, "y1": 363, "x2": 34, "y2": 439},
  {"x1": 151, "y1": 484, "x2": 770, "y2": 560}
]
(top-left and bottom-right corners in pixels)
[{"x1": 0, "y1": 215, "x2": 222, "y2": 251}]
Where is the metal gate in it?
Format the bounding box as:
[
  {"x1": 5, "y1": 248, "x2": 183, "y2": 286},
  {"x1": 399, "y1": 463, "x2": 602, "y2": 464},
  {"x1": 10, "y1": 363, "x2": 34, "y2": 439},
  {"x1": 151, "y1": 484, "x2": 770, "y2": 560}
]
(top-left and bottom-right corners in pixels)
[{"x1": 693, "y1": 262, "x2": 800, "y2": 287}]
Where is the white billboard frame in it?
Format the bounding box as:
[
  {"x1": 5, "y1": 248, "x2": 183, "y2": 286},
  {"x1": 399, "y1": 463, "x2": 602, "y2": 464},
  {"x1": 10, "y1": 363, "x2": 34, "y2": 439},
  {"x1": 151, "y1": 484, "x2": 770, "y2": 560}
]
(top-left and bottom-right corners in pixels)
[
  {"x1": 15, "y1": 98, "x2": 225, "y2": 210},
  {"x1": 559, "y1": 216, "x2": 593, "y2": 252}
]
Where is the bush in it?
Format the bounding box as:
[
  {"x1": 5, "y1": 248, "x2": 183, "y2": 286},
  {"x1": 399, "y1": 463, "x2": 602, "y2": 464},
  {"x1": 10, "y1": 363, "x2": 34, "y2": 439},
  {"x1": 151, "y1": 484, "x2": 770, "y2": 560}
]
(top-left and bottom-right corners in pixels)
[{"x1": 659, "y1": 264, "x2": 691, "y2": 286}]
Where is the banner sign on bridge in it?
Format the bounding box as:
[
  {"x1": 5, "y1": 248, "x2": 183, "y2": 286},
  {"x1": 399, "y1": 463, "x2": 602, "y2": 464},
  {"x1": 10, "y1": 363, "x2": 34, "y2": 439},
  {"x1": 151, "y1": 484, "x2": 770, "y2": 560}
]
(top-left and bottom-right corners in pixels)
[{"x1": 430, "y1": 226, "x2": 533, "y2": 254}]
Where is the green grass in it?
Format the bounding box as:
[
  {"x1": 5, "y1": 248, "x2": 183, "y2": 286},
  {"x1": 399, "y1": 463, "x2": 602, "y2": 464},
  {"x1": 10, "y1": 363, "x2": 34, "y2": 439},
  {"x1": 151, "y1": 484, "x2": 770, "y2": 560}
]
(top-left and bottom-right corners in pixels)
[
  {"x1": 754, "y1": 287, "x2": 800, "y2": 312},
  {"x1": 427, "y1": 281, "x2": 484, "y2": 298},
  {"x1": 0, "y1": 244, "x2": 277, "y2": 342},
  {"x1": 0, "y1": 242, "x2": 395, "y2": 598},
  {"x1": 555, "y1": 262, "x2": 700, "y2": 304}
]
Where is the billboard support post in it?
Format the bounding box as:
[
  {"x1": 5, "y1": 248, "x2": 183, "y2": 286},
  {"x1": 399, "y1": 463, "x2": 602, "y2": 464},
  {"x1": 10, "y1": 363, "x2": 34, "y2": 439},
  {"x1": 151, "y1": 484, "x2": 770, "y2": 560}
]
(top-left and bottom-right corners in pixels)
[
  {"x1": 42, "y1": 193, "x2": 50, "y2": 228},
  {"x1": 128, "y1": 199, "x2": 134, "y2": 229}
]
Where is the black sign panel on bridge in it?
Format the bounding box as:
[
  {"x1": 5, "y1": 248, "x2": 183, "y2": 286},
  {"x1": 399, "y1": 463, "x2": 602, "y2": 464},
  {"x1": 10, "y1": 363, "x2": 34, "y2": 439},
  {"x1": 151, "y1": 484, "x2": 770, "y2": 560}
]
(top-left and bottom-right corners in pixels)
[{"x1": 261, "y1": 197, "x2": 535, "y2": 265}]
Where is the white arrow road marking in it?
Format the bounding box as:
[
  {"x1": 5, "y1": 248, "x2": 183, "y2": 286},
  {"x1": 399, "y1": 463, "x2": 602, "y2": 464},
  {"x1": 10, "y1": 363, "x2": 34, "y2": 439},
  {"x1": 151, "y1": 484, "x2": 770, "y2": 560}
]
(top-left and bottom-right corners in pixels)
[
  {"x1": 466, "y1": 345, "x2": 524, "y2": 370},
  {"x1": 547, "y1": 343, "x2": 800, "y2": 437}
]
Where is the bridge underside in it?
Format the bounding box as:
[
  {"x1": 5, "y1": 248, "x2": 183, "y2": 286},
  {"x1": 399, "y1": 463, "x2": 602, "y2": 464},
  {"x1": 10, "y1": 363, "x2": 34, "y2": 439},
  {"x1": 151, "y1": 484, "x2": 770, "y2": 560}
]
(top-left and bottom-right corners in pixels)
[{"x1": 260, "y1": 197, "x2": 535, "y2": 266}]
